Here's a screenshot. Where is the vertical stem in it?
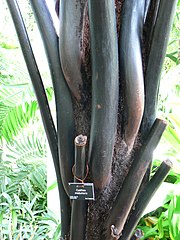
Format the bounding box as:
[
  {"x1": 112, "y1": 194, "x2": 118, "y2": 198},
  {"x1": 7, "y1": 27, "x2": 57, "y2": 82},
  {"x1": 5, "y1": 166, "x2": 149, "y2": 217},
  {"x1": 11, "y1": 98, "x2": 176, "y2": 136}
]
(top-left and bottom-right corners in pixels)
[
  {"x1": 144, "y1": 0, "x2": 151, "y2": 20},
  {"x1": 144, "y1": 0, "x2": 161, "y2": 63},
  {"x1": 141, "y1": 0, "x2": 177, "y2": 139},
  {"x1": 29, "y1": 0, "x2": 74, "y2": 236},
  {"x1": 59, "y1": 0, "x2": 86, "y2": 101},
  {"x1": 119, "y1": 0, "x2": 145, "y2": 150},
  {"x1": 5, "y1": 0, "x2": 63, "y2": 204},
  {"x1": 140, "y1": 0, "x2": 177, "y2": 186},
  {"x1": 106, "y1": 119, "x2": 167, "y2": 240},
  {"x1": 120, "y1": 159, "x2": 172, "y2": 240},
  {"x1": 88, "y1": 0, "x2": 119, "y2": 189},
  {"x1": 70, "y1": 135, "x2": 88, "y2": 240},
  {"x1": 5, "y1": 0, "x2": 57, "y2": 164}
]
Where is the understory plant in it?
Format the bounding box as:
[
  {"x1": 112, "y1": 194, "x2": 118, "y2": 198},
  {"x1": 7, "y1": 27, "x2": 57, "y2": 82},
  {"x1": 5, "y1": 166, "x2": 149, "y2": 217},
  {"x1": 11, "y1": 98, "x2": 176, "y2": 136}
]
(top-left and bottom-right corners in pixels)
[
  {"x1": 0, "y1": 19, "x2": 60, "y2": 238},
  {"x1": 0, "y1": 79, "x2": 61, "y2": 239}
]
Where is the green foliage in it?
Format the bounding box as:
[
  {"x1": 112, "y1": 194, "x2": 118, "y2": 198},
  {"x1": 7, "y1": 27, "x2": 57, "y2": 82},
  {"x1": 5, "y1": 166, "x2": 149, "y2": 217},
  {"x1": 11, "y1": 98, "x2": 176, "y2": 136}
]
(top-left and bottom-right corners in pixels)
[
  {"x1": 168, "y1": 193, "x2": 180, "y2": 240},
  {"x1": 0, "y1": 81, "x2": 54, "y2": 142},
  {"x1": 163, "y1": 122, "x2": 180, "y2": 158},
  {"x1": 164, "y1": 3, "x2": 180, "y2": 72},
  {"x1": 0, "y1": 131, "x2": 60, "y2": 239},
  {"x1": 0, "y1": 9, "x2": 58, "y2": 237},
  {"x1": 137, "y1": 3, "x2": 180, "y2": 237},
  {"x1": 0, "y1": 192, "x2": 61, "y2": 239},
  {"x1": 0, "y1": 32, "x2": 18, "y2": 50},
  {"x1": 137, "y1": 184, "x2": 180, "y2": 240},
  {"x1": 0, "y1": 101, "x2": 38, "y2": 142},
  {"x1": 158, "y1": 57, "x2": 180, "y2": 164},
  {"x1": 0, "y1": 0, "x2": 179, "y2": 239},
  {"x1": 6, "y1": 133, "x2": 46, "y2": 162}
]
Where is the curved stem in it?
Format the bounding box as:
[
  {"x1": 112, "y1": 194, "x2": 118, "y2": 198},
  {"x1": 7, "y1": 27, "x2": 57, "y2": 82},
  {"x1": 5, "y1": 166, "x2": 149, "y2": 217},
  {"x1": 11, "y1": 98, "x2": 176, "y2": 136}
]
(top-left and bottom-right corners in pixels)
[
  {"x1": 119, "y1": 159, "x2": 172, "y2": 240},
  {"x1": 119, "y1": 0, "x2": 145, "y2": 150},
  {"x1": 88, "y1": 0, "x2": 119, "y2": 189},
  {"x1": 140, "y1": 0, "x2": 177, "y2": 187},
  {"x1": 106, "y1": 119, "x2": 167, "y2": 240},
  {"x1": 143, "y1": 0, "x2": 161, "y2": 65},
  {"x1": 70, "y1": 135, "x2": 88, "y2": 240},
  {"x1": 30, "y1": 0, "x2": 75, "y2": 197},
  {"x1": 6, "y1": 0, "x2": 57, "y2": 175},
  {"x1": 29, "y1": 0, "x2": 75, "y2": 236},
  {"x1": 59, "y1": 0, "x2": 86, "y2": 101},
  {"x1": 55, "y1": 0, "x2": 60, "y2": 16},
  {"x1": 144, "y1": 0, "x2": 151, "y2": 20},
  {"x1": 141, "y1": 0, "x2": 177, "y2": 140}
]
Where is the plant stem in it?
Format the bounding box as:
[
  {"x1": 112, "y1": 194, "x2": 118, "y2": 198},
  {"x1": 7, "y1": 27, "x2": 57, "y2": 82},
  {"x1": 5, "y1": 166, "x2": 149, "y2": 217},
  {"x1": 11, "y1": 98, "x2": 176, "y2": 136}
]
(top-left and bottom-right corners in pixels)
[
  {"x1": 29, "y1": 0, "x2": 75, "y2": 236},
  {"x1": 70, "y1": 135, "x2": 88, "y2": 240},
  {"x1": 30, "y1": 0, "x2": 75, "y2": 197},
  {"x1": 143, "y1": 0, "x2": 161, "y2": 66},
  {"x1": 5, "y1": 0, "x2": 58, "y2": 179},
  {"x1": 88, "y1": 0, "x2": 119, "y2": 189},
  {"x1": 141, "y1": 0, "x2": 177, "y2": 140},
  {"x1": 119, "y1": 159, "x2": 172, "y2": 240},
  {"x1": 144, "y1": 0, "x2": 151, "y2": 20},
  {"x1": 119, "y1": 0, "x2": 145, "y2": 150},
  {"x1": 59, "y1": 0, "x2": 86, "y2": 101},
  {"x1": 106, "y1": 119, "x2": 167, "y2": 240},
  {"x1": 140, "y1": 0, "x2": 177, "y2": 187}
]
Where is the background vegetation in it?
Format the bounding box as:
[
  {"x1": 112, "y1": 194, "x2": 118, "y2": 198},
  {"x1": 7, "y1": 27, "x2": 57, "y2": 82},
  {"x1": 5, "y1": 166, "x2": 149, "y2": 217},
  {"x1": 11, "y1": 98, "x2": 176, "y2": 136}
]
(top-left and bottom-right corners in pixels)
[{"x1": 0, "y1": 0, "x2": 179, "y2": 239}]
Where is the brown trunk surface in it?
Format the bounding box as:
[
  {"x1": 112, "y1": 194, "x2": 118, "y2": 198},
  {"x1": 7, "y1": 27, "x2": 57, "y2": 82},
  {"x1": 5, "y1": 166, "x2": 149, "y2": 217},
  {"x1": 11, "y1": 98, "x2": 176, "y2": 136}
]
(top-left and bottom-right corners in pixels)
[{"x1": 71, "y1": 1, "x2": 141, "y2": 239}]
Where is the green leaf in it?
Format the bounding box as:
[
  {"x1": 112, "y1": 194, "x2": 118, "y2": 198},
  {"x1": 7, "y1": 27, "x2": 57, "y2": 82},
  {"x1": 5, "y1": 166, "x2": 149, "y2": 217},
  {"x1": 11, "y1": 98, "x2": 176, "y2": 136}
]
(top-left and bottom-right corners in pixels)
[
  {"x1": 30, "y1": 195, "x2": 38, "y2": 209},
  {"x1": 0, "y1": 42, "x2": 18, "y2": 49},
  {"x1": 168, "y1": 194, "x2": 180, "y2": 240},
  {"x1": 6, "y1": 133, "x2": 47, "y2": 163},
  {"x1": 30, "y1": 169, "x2": 46, "y2": 192},
  {"x1": 0, "y1": 83, "x2": 39, "y2": 141},
  {"x1": 1, "y1": 192, "x2": 12, "y2": 206},
  {"x1": 53, "y1": 223, "x2": 61, "y2": 240},
  {"x1": 0, "y1": 102, "x2": 38, "y2": 142},
  {"x1": 0, "y1": 211, "x2": 4, "y2": 224},
  {"x1": 163, "y1": 125, "x2": 180, "y2": 154},
  {"x1": 13, "y1": 194, "x2": 21, "y2": 207},
  {"x1": 21, "y1": 180, "x2": 32, "y2": 199},
  {"x1": 44, "y1": 181, "x2": 57, "y2": 195},
  {"x1": 169, "y1": 114, "x2": 180, "y2": 132},
  {"x1": 11, "y1": 209, "x2": 17, "y2": 231},
  {"x1": 166, "y1": 53, "x2": 178, "y2": 63},
  {"x1": 158, "y1": 216, "x2": 165, "y2": 238}
]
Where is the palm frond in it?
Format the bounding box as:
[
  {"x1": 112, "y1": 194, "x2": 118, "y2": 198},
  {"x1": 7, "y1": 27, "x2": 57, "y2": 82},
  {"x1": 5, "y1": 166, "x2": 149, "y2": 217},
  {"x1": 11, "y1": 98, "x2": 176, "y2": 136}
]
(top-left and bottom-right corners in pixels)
[
  {"x1": 0, "y1": 83, "x2": 53, "y2": 142},
  {"x1": 5, "y1": 132, "x2": 47, "y2": 162},
  {"x1": 1, "y1": 131, "x2": 47, "y2": 199},
  {"x1": 0, "y1": 101, "x2": 38, "y2": 142}
]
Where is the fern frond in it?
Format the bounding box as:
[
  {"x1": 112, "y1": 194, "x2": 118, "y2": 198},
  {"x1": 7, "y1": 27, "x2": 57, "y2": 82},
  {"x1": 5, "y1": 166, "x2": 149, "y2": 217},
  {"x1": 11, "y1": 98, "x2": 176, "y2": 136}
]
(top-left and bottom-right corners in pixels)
[
  {"x1": 0, "y1": 83, "x2": 53, "y2": 142},
  {"x1": 5, "y1": 132, "x2": 47, "y2": 162},
  {"x1": 0, "y1": 101, "x2": 38, "y2": 142}
]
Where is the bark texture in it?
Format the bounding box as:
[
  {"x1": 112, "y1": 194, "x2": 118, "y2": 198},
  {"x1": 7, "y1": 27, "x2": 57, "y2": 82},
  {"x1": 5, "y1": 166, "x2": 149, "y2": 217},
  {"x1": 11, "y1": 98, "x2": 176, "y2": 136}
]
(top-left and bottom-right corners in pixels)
[{"x1": 72, "y1": 1, "x2": 142, "y2": 239}]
